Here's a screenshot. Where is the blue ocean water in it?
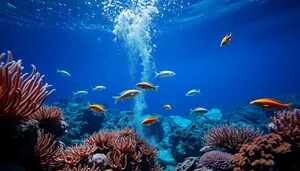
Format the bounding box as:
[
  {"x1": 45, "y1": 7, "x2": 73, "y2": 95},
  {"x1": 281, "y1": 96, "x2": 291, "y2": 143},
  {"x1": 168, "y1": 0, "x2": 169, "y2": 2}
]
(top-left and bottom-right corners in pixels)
[{"x1": 0, "y1": 0, "x2": 300, "y2": 117}]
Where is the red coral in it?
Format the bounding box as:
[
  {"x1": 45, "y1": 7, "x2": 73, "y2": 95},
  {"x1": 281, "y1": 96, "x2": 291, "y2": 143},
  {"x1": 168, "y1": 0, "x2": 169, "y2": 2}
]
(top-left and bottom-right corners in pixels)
[
  {"x1": 36, "y1": 129, "x2": 64, "y2": 169},
  {"x1": 30, "y1": 105, "x2": 63, "y2": 121},
  {"x1": 85, "y1": 130, "x2": 117, "y2": 150},
  {"x1": 232, "y1": 133, "x2": 291, "y2": 171},
  {"x1": 84, "y1": 128, "x2": 160, "y2": 171},
  {"x1": 106, "y1": 149, "x2": 128, "y2": 170},
  {"x1": 271, "y1": 109, "x2": 300, "y2": 146},
  {"x1": 204, "y1": 124, "x2": 262, "y2": 152},
  {"x1": 58, "y1": 144, "x2": 98, "y2": 165},
  {"x1": 62, "y1": 164, "x2": 99, "y2": 171},
  {"x1": 0, "y1": 51, "x2": 55, "y2": 120}
]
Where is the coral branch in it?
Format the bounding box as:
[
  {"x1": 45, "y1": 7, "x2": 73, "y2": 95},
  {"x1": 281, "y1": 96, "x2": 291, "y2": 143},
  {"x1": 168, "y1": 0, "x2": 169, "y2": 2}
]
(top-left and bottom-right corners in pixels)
[
  {"x1": 204, "y1": 124, "x2": 262, "y2": 152},
  {"x1": 0, "y1": 51, "x2": 55, "y2": 120},
  {"x1": 36, "y1": 129, "x2": 63, "y2": 169},
  {"x1": 30, "y1": 105, "x2": 63, "y2": 121},
  {"x1": 106, "y1": 149, "x2": 127, "y2": 170}
]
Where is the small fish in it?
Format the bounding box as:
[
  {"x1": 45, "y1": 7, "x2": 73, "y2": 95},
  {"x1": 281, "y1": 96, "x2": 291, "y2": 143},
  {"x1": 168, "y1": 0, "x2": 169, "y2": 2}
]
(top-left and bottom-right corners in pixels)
[
  {"x1": 250, "y1": 98, "x2": 291, "y2": 111},
  {"x1": 56, "y1": 69, "x2": 71, "y2": 76},
  {"x1": 112, "y1": 89, "x2": 141, "y2": 104},
  {"x1": 220, "y1": 32, "x2": 232, "y2": 47},
  {"x1": 186, "y1": 89, "x2": 201, "y2": 96},
  {"x1": 136, "y1": 82, "x2": 159, "y2": 91},
  {"x1": 88, "y1": 102, "x2": 107, "y2": 114},
  {"x1": 190, "y1": 107, "x2": 208, "y2": 115},
  {"x1": 164, "y1": 104, "x2": 171, "y2": 110},
  {"x1": 92, "y1": 85, "x2": 106, "y2": 91},
  {"x1": 154, "y1": 70, "x2": 176, "y2": 78},
  {"x1": 73, "y1": 90, "x2": 88, "y2": 96},
  {"x1": 141, "y1": 116, "x2": 159, "y2": 126}
]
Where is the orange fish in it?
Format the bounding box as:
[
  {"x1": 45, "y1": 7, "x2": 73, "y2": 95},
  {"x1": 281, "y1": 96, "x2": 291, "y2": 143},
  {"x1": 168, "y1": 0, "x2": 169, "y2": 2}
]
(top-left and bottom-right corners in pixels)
[
  {"x1": 88, "y1": 103, "x2": 107, "y2": 114},
  {"x1": 141, "y1": 116, "x2": 159, "y2": 126},
  {"x1": 164, "y1": 104, "x2": 171, "y2": 110},
  {"x1": 220, "y1": 32, "x2": 232, "y2": 47},
  {"x1": 250, "y1": 98, "x2": 291, "y2": 111}
]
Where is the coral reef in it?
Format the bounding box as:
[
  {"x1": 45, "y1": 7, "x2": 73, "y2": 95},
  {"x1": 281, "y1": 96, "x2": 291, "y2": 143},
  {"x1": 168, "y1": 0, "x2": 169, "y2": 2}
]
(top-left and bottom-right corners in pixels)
[
  {"x1": 270, "y1": 109, "x2": 300, "y2": 146},
  {"x1": 199, "y1": 151, "x2": 233, "y2": 171},
  {"x1": 232, "y1": 133, "x2": 291, "y2": 171},
  {"x1": 54, "y1": 127, "x2": 162, "y2": 171},
  {"x1": 204, "y1": 124, "x2": 262, "y2": 152}
]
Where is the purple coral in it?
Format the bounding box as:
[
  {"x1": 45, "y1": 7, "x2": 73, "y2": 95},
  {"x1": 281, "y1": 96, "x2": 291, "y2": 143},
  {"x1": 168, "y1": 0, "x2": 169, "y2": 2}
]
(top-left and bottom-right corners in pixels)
[
  {"x1": 203, "y1": 124, "x2": 262, "y2": 152},
  {"x1": 200, "y1": 151, "x2": 233, "y2": 171}
]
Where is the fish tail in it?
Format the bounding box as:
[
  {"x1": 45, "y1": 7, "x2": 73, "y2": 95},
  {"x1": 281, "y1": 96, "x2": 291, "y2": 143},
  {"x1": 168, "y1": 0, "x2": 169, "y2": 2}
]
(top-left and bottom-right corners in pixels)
[
  {"x1": 56, "y1": 69, "x2": 60, "y2": 73},
  {"x1": 154, "y1": 72, "x2": 159, "y2": 78},
  {"x1": 92, "y1": 88, "x2": 96, "y2": 91},
  {"x1": 72, "y1": 92, "x2": 76, "y2": 96},
  {"x1": 198, "y1": 89, "x2": 201, "y2": 94},
  {"x1": 154, "y1": 86, "x2": 159, "y2": 92},
  {"x1": 285, "y1": 104, "x2": 291, "y2": 111},
  {"x1": 155, "y1": 115, "x2": 159, "y2": 122},
  {"x1": 189, "y1": 109, "x2": 194, "y2": 114},
  {"x1": 112, "y1": 96, "x2": 120, "y2": 104},
  {"x1": 229, "y1": 32, "x2": 232, "y2": 36}
]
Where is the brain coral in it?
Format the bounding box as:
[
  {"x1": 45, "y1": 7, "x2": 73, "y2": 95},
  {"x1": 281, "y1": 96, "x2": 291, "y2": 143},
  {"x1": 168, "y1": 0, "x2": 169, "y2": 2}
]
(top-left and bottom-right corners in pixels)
[{"x1": 199, "y1": 150, "x2": 233, "y2": 171}]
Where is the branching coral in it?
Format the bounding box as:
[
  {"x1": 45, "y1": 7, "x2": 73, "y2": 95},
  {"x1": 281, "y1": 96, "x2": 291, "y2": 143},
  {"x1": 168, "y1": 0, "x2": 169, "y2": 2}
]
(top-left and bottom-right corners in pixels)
[
  {"x1": 62, "y1": 164, "x2": 99, "y2": 171},
  {"x1": 85, "y1": 130, "x2": 117, "y2": 151},
  {"x1": 84, "y1": 128, "x2": 160, "y2": 171},
  {"x1": 270, "y1": 109, "x2": 300, "y2": 146},
  {"x1": 58, "y1": 144, "x2": 98, "y2": 165},
  {"x1": 31, "y1": 105, "x2": 64, "y2": 121},
  {"x1": 232, "y1": 133, "x2": 291, "y2": 171},
  {"x1": 204, "y1": 124, "x2": 262, "y2": 152},
  {"x1": 36, "y1": 129, "x2": 64, "y2": 170},
  {"x1": 106, "y1": 149, "x2": 128, "y2": 170},
  {"x1": 0, "y1": 51, "x2": 55, "y2": 120},
  {"x1": 199, "y1": 151, "x2": 233, "y2": 171}
]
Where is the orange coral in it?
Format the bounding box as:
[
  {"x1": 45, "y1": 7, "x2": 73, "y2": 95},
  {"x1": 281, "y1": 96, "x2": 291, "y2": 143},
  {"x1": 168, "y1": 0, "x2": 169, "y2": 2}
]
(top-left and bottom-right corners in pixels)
[
  {"x1": 36, "y1": 129, "x2": 64, "y2": 169},
  {"x1": 0, "y1": 51, "x2": 55, "y2": 120},
  {"x1": 232, "y1": 133, "x2": 291, "y2": 171},
  {"x1": 30, "y1": 105, "x2": 64, "y2": 121},
  {"x1": 271, "y1": 109, "x2": 300, "y2": 146}
]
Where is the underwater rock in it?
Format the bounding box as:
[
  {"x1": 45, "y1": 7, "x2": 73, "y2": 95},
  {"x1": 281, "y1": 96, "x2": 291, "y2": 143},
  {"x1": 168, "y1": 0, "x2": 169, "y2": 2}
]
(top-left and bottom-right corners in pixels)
[
  {"x1": 86, "y1": 153, "x2": 107, "y2": 170},
  {"x1": 0, "y1": 119, "x2": 39, "y2": 170},
  {"x1": 39, "y1": 119, "x2": 68, "y2": 137},
  {"x1": 174, "y1": 157, "x2": 198, "y2": 171},
  {"x1": 204, "y1": 109, "x2": 222, "y2": 121},
  {"x1": 169, "y1": 116, "x2": 192, "y2": 129},
  {"x1": 157, "y1": 149, "x2": 176, "y2": 166},
  {"x1": 165, "y1": 165, "x2": 176, "y2": 171}
]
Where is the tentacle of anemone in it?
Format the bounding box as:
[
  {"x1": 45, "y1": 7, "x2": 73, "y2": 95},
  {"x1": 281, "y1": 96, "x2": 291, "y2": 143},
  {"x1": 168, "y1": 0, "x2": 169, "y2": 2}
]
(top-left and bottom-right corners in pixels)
[{"x1": 0, "y1": 51, "x2": 55, "y2": 120}]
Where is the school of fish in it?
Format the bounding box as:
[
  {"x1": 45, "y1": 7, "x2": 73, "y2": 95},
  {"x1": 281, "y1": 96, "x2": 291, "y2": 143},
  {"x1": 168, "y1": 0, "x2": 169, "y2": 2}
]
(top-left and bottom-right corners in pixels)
[{"x1": 57, "y1": 34, "x2": 293, "y2": 126}]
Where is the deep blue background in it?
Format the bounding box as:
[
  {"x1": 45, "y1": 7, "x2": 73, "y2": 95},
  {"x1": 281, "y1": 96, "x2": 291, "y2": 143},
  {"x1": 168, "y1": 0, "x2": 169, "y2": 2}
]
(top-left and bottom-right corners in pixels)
[{"x1": 0, "y1": 0, "x2": 300, "y2": 116}]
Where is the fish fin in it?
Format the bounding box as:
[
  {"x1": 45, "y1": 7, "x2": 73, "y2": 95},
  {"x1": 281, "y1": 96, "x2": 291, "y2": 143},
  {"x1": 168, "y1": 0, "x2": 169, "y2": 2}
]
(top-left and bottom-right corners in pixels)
[
  {"x1": 229, "y1": 32, "x2": 232, "y2": 37},
  {"x1": 154, "y1": 72, "x2": 159, "y2": 78},
  {"x1": 285, "y1": 104, "x2": 291, "y2": 111},
  {"x1": 189, "y1": 109, "x2": 194, "y2": 114},
  {"x1": 119, "y1": 90, "x2": 127, "y2": 95},
  {"x1": 264, "y1": 98, "x2": 281, "y2": 103},
  {"x1": 112, "y1": 96, "x2": 120, "y2": 104},
  {"x1": 154, "y1": 86, "x2": 159, "y2": 92},
  {"x1": 155, "y1": 115, "x2": 159, "y2": 122}
]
